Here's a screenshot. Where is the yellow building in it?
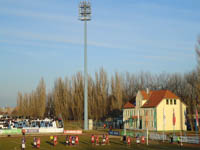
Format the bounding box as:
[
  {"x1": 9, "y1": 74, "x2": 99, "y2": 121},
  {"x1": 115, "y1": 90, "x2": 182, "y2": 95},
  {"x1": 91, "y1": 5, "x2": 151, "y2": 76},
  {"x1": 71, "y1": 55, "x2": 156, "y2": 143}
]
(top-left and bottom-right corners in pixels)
[{"x1": 123, "y1": 90, "x2": 187, "y2": 131}]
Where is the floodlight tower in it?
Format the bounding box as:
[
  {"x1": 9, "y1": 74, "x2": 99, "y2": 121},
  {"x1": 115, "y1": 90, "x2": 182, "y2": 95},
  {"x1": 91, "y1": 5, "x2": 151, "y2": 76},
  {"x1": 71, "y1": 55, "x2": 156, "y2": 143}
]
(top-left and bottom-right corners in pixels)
[{"x1": 79, "y1": 0, "x2": 91, "y2": 130}]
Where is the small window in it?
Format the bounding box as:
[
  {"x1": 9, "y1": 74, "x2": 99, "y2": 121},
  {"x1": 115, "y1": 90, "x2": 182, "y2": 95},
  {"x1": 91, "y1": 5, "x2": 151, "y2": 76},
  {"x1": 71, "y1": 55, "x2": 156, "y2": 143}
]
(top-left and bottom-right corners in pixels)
[
  {"x1": 170, "y1": 99, "x2": 173, "y2": 105},
  {"x1": 174, "y1": 99, "x2": 176, "y2": 105},
  {"x1": 166, "y1": 99, "x2": 169, "y2": 105}
]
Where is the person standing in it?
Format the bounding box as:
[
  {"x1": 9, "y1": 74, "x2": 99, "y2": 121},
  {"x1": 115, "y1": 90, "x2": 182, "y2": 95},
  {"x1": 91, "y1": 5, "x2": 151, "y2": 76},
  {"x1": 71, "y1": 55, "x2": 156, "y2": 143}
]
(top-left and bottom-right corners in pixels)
[
  {"x1": 96, "y1": 135, "x2": 99, "y2": 145},
  {"x1": 21, "y1": 136, "x2": 26, "y2": 150},
  {"x1": 72, "y1": 136, "x2": 75, "y2": 145},
  {"x1": 36, "y1": 138, "x2": 40, "y2": 149},
  {"x1": 53, "y1": 136, "x2": 57, "y2": 146},
  {"x1": 33, "y1": 137, "x2": 37, "y2": 148},
  {"x1": 102, "y1": 134, "x2": 106, "y2": 145},
  {"x1": 104, "y1": 124, "x2": 106, "y2": 129},
  {"x1": 127, "y1": 136, "x2": 131, "y2": 146},
  {"x1": 75, "y1": 136, "x2": 79, "y2": 145},
  {"x1": 66, "y1": 135, "x2": 69, "y2": 145},
  {"x1": 91, "y1": 134, "x2": 95, "y2": 145},
  {"x1": 106, "y1": 134, "x2": 109, "y2": 145},
  {"x1": 69, "y1": 135, "x2": 72, "y2": 146}
]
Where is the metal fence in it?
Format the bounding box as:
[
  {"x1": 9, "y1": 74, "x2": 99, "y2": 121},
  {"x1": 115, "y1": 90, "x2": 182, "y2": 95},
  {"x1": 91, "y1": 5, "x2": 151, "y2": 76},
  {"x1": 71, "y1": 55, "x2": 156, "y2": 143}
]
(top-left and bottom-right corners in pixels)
[
  {"x1": 149, "y1": 133, "x2": 167, "y2": 141},
  {"x1": 174, "y1": 136, "x2": 199, "y2": 144},
  {"x1": 149, "y1": 133, "x2": 199, "y2": 144}
]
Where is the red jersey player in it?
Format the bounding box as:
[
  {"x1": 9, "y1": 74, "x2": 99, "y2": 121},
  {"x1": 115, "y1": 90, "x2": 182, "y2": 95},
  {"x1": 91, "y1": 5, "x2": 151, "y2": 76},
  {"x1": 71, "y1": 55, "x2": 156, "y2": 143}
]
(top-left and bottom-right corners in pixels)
[
  {"x1": 53, "y1": 136, "x2": 57, "y2": 146},
  {"x1": 106, "y1": 134, "x2": 109, "y2": 145},
  {"x1": 91, "y1": 134, "x2": 95, "y2": 145},
  {"x1": 96, "y1": 135, "x2": 99, "y2": 145},
  {"x1": 75, "y1": 136, "x2": 79, "y2": 145},
  {"x1": 127, "y1": 136, "x2": 131, "y2": 146},
  {"x1": 37, "y1": 138, "x2": 40, "y2": 148}
]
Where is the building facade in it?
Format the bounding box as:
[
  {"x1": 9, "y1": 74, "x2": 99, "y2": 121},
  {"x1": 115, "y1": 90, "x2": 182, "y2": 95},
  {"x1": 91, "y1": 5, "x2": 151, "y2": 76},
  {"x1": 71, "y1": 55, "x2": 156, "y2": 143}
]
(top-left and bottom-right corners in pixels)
[{"x1": 123, "y1": 90, "x2": 187, "y2": 131}]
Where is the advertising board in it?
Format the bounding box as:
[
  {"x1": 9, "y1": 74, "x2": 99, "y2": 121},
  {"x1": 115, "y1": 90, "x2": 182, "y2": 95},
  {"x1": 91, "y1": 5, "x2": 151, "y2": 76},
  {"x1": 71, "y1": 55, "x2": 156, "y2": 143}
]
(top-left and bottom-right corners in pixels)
[{"x1": 64, "y1": 130, "x2": 82, "y2": 134}]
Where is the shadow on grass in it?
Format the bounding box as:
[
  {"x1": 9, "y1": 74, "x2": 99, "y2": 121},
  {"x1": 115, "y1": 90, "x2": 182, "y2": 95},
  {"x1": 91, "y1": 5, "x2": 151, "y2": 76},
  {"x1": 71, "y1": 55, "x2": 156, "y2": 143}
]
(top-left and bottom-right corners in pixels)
[
  {"x1": 46, "y1": 141, "x2": 54, "y2": 146},
  {"x1": 110, "y1": 140, "x2": 123, "y2": 146},
  {"x1": 80, "y1": 140, "x2": 90, "y2": 145},
  {"x1": 59, "y1": 141, "x2": 67, "y2": 146}
]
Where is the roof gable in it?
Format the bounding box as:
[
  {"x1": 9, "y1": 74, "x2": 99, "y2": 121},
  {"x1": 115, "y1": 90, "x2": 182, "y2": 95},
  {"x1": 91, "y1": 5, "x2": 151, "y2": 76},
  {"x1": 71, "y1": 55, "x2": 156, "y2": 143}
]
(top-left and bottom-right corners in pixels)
[
  {"x1": 142, "y1": 90, "x2": 179, "y2": 108},
  {"x1": 123, "y1": 102, "x2": 135, "y2": 109}
]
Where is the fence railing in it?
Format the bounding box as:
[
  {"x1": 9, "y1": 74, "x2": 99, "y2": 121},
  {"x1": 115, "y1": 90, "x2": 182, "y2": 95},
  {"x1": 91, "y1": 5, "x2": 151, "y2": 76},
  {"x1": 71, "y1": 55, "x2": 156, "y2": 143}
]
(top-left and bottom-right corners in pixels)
[{"x1": 149, "y1": 133, "x2": 199, "y2": 144}]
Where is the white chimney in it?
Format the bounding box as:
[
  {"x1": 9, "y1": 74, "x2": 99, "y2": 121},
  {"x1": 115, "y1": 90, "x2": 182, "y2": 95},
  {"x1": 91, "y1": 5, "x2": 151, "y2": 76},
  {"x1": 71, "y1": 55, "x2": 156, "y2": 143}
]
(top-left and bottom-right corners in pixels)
[{"x1": 146, "y1": 88, "x2": 149, "y2": 94}]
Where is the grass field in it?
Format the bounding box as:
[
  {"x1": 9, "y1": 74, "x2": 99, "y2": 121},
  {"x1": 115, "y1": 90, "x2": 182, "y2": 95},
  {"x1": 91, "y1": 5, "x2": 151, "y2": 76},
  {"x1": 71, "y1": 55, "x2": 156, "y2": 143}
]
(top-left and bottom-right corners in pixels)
[
  {"x1": 0, "y1": 123, "x2": 199, "y2": 150},
  {"x1": 0, "y1": 134, "x2": 200, "y2": 150}
]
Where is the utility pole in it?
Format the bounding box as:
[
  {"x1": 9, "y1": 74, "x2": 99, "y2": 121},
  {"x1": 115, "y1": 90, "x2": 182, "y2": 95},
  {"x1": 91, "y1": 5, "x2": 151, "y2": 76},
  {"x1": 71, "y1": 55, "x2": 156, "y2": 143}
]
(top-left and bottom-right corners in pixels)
[{"x1": 79, "y1": 0, "x2": 91, "y2": 130}]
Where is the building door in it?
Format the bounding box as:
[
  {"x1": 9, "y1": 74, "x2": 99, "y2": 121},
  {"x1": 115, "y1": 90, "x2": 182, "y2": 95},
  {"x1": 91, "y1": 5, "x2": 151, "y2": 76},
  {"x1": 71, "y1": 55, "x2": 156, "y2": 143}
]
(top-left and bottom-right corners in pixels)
[{"x1": 140, "y1": 119, "x2": 142, "y2": 129}]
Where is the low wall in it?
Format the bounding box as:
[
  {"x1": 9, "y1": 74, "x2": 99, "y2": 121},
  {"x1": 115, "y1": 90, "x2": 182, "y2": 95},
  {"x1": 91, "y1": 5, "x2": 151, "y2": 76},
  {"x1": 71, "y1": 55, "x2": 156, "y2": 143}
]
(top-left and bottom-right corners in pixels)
[
  {"x1": 39, "y1": 128, "x2": 64, "y2": 133},
  {"x1": 0, "y1": 128, "x2": 64, "y2": 135},
  {"x1": 64, "y1": 130, "x2": 82, "y2": 135},
  {"x1": 0, "y1": 129, "x2": 22, "y2": 135}
]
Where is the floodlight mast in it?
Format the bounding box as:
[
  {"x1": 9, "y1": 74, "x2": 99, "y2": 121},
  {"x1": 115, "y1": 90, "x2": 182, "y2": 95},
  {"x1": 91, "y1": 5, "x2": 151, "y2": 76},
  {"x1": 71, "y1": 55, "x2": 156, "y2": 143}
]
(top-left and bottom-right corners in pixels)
[{"x1": 79, "y1": 0, "x2": 91, "y2": 130}]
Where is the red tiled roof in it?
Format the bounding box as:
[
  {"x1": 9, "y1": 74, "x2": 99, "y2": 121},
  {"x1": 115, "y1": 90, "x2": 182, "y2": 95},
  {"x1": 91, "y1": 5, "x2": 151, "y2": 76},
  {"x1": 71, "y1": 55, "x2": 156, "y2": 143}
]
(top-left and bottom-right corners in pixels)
[
  {"x1": 140, "y1": 90, "x2": 153, "y2": 99},
  {"x1": 123, "y1": 102, "x2": 135, "y2": 109},
  {"x1": 141, "y1": 90, "x2": 179, "y2": 108},
  {"x1": 140, "y1": 90, "x2": 149, "y2": 99}
]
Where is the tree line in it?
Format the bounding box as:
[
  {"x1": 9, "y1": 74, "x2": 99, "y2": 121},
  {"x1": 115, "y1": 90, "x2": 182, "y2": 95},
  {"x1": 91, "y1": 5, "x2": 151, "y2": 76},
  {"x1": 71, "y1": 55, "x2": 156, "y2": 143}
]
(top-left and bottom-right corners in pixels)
[{"x1": 15, "y1": 37, "x2": 200, "y2": 131}]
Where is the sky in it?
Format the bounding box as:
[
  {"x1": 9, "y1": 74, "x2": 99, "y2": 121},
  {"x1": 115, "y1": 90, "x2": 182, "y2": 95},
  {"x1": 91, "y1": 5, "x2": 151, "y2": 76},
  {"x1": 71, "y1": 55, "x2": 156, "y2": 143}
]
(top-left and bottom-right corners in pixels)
[{"x1": 0, "y1": 0, "x2": 200, "y2": 107}]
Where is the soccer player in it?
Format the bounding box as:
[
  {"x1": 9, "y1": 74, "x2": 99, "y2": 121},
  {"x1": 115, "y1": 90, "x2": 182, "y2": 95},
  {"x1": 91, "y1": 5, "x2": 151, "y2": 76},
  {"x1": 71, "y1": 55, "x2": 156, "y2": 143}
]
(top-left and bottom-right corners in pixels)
[
  {"x1": 69, "y1": 135, "x2": 72, "y2": 146},
  {"x1": 72, "y1": 136, "x2": 75, "y2": 145},
  {"x1": 53, "y1": 136, "x2": 57, "y2": 146},
  {"x1": 21, "y1": 137, "x2": 26, "y2": 150},
  {"x1": 127, "y1": 136, "x2": 131, "y2": 146},
  {"x1": 75, "y1": 136, "x2": 79, "y2": 145},
  {"x1": 91, "y1": 134, "x2": 95, "y2": 145},
  {"x1": 33, "y1": 137, "x2": 37, "y2": 148},
  {"x1": 136, "y1": 135, "x2": 140, "y2": 144},
  {"x1": 123, "y1": 135, "x2": 126, "y2": 144},
  {"x1": 103, "y1": 124, "x2": 106, "y2": 129},
  {"x1": 106, "y1": 134, "x2": 109, "y2": 145},
  {"x1": 102, "y1": 134, "x2": 106, "y2": 145},
  {"x1": 96, "y1": 135, "x2": 99, "y2": 145},
  {"x1": 22, "y1": 129, "x2": 26, "y2": 136},
  {"x1": 141, "y1": 136, "x2": 145, "y2": 144},
  {"x1": 37, "y1": 138, "x2": 40, "y2": 149},
  {"x1": 50, "y1": 135, "x2": 53, "y2": 142},
  {"x1": 66, "y1": 135, "x2": 69, "y2": 145}
]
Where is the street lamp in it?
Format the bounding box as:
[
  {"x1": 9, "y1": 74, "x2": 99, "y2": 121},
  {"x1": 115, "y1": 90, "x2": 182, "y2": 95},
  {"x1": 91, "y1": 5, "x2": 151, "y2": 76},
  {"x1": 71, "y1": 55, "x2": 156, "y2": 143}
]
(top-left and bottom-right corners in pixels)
[{"x1": 79, "y1": 0, "x2": 91, "y2": 130}]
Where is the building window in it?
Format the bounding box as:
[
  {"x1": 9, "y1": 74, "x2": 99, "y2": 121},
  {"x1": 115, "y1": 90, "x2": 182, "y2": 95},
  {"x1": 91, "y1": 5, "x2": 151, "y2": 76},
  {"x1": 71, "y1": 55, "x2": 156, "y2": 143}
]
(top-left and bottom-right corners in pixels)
[
  {"x1": 151, "y1": 110, "x2": 153, "y2": 116},
  {"x1": 170, "y1": 99, "x2": 173, "y2": 105},
  {"x1": 174, "y1": 99, "x2": 176, "y2": 105},
  {"x1": 166, "y1": 99, "x2": 169, "y2": 105}
]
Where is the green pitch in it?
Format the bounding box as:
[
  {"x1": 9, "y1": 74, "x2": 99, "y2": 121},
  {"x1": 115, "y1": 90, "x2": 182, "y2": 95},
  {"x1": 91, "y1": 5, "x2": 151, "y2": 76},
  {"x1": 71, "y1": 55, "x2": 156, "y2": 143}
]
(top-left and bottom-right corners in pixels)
[{"x1": 0, "y1": 135, "x2": 199, "y2": 150}]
